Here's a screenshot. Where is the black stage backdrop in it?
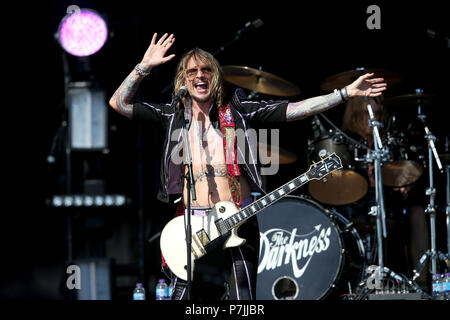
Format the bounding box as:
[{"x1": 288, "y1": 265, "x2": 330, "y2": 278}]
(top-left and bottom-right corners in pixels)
[{"x1": 2, "y1": 0, "x2": 449, "y2": 307}]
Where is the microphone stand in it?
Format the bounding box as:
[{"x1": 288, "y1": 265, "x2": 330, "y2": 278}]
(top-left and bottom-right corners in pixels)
[
  {"x1": 366, "y1": 102, "x2": 389, "y2": 282},
  {"x1": 178, "y1": 101, "x2": 196, "y2": 300},
  {"x1": 211, "y1": 19, "x2": 264, "y2": 56}
]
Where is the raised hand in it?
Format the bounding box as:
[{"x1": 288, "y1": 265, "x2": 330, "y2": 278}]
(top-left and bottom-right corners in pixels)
[
  {"x1": 346, "y1": 73, "x2": 387, "y2": 98},
  {"x1": 140, "y1": 33, "x2": 176, "y2": 69}
]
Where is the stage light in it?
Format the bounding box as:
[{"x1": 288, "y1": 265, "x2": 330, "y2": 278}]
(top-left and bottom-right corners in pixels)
[
  {"x1": 104, "y1": 195, "x2": 114, "y2": 206},
  {"x1": 48, "y1": 194, "x2": 128, "y2": 208},
  {"x1": 74, "y1": 195, "x2": 83, "y2": 207},
  {"x1": 94, "y1": 195, "x2": 104, "y2": 207},
  {"x1": 84, "y1": 195, "x2": 94, "y2": 207},
  {"x1": 64, "y1": 196, "x2": 73, "y2": 207},
  {"x1": 68, "y1": 82, "x2": 108, "y2": 150},
  {"x1": 114, "y1": 195, "x2": 126, "y2": 206},
  {"x1": 52, "y1": 196, "x2": 63, "y2": 207},
  {"x1": 57, "y1": 8, "x2": 108, "y2": 57}
]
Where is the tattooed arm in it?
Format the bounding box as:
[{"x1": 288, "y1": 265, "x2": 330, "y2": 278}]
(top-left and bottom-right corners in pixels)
[
  {"x1": 109, "y1": 33, "x2": 176, "y2": 118},
  {"x1": 109, "y1": 69, "x2": 147, "y2": 119},
  {"x1": 286, "y1": 91, "x2": 342, "y2": 121},
  {"x1": 286, "y1": 73, "x2": 387, "y2": 121}
]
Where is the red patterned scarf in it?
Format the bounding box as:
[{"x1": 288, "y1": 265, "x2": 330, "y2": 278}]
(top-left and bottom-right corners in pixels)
[{"x1": 218, "y1": 104, "x2": 241, "y2": 208}]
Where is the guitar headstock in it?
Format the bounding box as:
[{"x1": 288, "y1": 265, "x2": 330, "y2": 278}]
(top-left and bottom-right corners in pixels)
[{"x1": 305, "y1": 153, "x2": 343, "y2": 181}]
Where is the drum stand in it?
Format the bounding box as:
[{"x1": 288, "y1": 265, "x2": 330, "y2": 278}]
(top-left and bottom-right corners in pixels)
[
  {"x1": 366, "y1": 102, "x2": 389, "y2": 281},
  {"x1": 446, "y1": 164, "x2": 450, "y2": 257},
  {"x1": 412, "y1": 102, "x2": 448, "y2": 282}
]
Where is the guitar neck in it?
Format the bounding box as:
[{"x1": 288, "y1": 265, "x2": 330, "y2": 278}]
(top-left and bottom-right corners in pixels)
[{"x1": 222, "y1": 173, "x2": 310, "y2": 232}]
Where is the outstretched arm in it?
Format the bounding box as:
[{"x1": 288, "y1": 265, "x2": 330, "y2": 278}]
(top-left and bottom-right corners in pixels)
[
  {"x1": 286, "y1": 73, "x2": 387, "y2": 121},
  {"x1": 109, "y1": 33, "x2": 176, "y2": 119}
]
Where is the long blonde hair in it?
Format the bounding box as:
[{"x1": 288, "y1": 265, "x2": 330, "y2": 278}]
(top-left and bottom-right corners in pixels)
[
  {"x1": 342, "y1": 96, "x2": 386, "y2": 138},
  {"x1": 173, "y1": 48, "x2": 225, "y2": 109}
]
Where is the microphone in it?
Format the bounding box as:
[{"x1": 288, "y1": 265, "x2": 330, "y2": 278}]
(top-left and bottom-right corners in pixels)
[
  {"x1": 172, "y1": 86, "x2": 188, "y2": 111},
  {"x1": 235, "y1": 19, "x2": 264, "y2": 39}
]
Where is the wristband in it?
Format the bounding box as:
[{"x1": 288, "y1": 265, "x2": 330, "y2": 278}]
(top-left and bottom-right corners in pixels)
[{"x1": 340, "y1": 87, "x2": 349, "y2": 101}]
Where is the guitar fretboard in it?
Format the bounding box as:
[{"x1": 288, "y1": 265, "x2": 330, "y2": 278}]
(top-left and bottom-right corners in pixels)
[{"x1": 220, "y1": 173, "x2": 309, "y2": 232}]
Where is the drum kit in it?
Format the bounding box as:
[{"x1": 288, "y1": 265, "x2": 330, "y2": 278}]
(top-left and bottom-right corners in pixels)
[{"x1": 223, "y1": 65, "x2": 450, "y2": 300}]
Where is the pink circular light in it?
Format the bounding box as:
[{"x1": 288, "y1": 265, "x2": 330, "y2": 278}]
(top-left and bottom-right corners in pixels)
[{"x1": 58, "y1": 9, "x2": 108, "y2": 57}]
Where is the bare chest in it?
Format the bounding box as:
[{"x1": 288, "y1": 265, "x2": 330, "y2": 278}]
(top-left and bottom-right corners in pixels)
[{"x1": 188, "y1": 120, "x2": 225, "y2": 165}]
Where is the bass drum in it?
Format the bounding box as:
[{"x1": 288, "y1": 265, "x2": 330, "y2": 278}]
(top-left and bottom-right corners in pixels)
[{"x1": 256, "y1": 196, "x2": 365, "y2": 300}]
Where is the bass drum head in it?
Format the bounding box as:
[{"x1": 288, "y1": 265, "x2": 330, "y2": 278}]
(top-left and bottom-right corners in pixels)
[{"x1": 256, "y1": 196, "x2": 345, "y2": 300}]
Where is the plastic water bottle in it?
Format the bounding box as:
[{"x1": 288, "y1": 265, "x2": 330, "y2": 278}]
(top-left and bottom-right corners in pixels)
[
  {"x1": 168, "y1": 281, "x2": 173, "y2": 300},
  {"x1": 443, "y1": 273, "x2": 450, "y2": 300},
  {"x1": 156, "y1": 279, "x2": 169, "y2": 300},
  {"x1": 133, "y1": 283, "x2": 146, "y2": 300},
  {"x1": 432, "y1": 274, "x2": 444, "y2": 299}
]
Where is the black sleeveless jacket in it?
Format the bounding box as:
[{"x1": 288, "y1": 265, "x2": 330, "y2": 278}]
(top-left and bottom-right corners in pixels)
[{"x1": 132, "y1": 88, "x2": 289, "y2": 203}]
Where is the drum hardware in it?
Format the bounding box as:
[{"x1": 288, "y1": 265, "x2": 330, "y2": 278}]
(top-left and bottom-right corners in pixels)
[
  {"x1": 366, "y1": 101, "x2": 389, "y2": 283},
  {"x1": 413, "y1": 90, "x2": 445, "y2": 278},
  {"x1": 364, "y1": 234, "x2": 373, "y2": 265},
  {"x1": 390, "y1": 88, "x2": 450, "y2": 294},
  {"x1": 411, "y1": 250, "x2": 449, "y2": 281},
  {"x1": 446, "y1": 164, "x2": 450, "y2": 256},
  {"x1": 310, "y1": 102, "x2": 419, "y2": 294},
  {"x1": 368, "y1": 206, "x2": 378, "y2": 216},
  {"x1": 350, "y1": 265, "x2": 428, "y2": 300}
]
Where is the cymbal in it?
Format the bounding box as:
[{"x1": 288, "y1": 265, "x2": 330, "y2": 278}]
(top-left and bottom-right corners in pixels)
[
  {"x1": 222, "y1": 65, "x2": 302, "y2": 97},
  {"x1": 320, "y1": 67, "x2": 402, "y2": 92},
  {"x1": 308, "y1": 169, "x2": 368, "y2": 206},
  {"x1": 384, "y1": 92, "x2": 440, "y2": 108},
  {"x1": 382, "y1": 160, "x2": 423, "y2": 187},
  {"x1": 257, "y1": 142, "x2": 297, "y2": 164}
]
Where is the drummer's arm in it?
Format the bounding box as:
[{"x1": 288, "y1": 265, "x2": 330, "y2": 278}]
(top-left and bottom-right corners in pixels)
[{"x1": 286, "y1": 91, "x2": 346, "y2": 121}]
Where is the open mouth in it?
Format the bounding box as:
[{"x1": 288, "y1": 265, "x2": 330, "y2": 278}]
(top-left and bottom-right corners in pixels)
[{"x1": 194, "y1": 82, "x2": 208, "y2": 94}]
